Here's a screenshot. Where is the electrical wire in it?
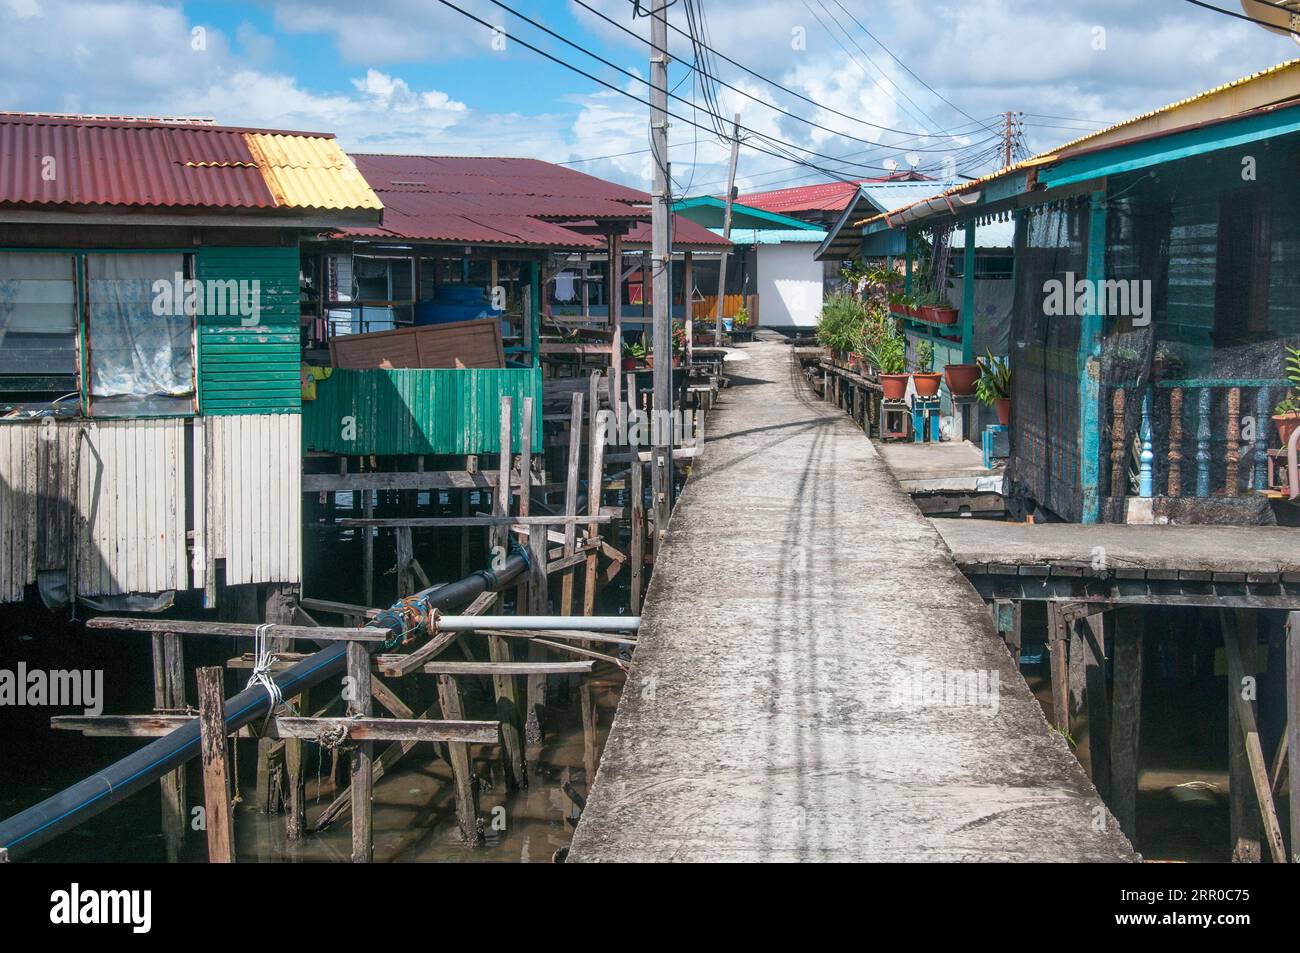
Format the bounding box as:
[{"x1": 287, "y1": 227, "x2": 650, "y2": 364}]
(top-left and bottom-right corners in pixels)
[{"x1": 1180, "y1": 0, "x2": 1299, "y2": 34}]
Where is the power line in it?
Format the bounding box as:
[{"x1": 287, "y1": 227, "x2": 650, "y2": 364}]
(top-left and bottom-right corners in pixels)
[
  {"x1": 598, "y1": 0, "x2": 972, "y2": 141},
  {"x1": 432, "y1": 0, "x2": 865, "y2": 185},
  {"x1": 481, "y1": 0, "x2": 968, "y2": 177},
  {"x1": 1180, "y1": 0, "x2": 1299, "y2": 34}
]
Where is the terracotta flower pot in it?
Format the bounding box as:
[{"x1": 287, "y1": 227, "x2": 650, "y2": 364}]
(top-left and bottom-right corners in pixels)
[
  {"x1": 1275, "y1": 412, "x2": 1300, "y2": 449},
  {"x1": 912, "y1": 372, "x2": 943, "y2": 398},
  {"x1": 996, "y1": 397, "x2": 1012, "y2": 427},
  {"x1": 918, "y1": 305, "x2": 940, "y2": 323},
  {"x1": 880, "y1": 373, "x2": 909, "y2": 401},
  {"x1": 621, "y1": 356, "x2": 637, "y2": 372},
  {"x1": 944, "y1": 363, "x2": 980, "y2": 396},
  {"x1": 930, "y1": 306, "x2": 959, "y2": 325}
]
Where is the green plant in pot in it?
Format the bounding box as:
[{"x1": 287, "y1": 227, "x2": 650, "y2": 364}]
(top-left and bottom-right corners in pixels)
[
  {"x1": 1273, "y1": 344, "x2": 1300, "y2": 448},
  {"x1": 816, "y1": 293, "x2": 868, "y2": 364},
  {"x1": 622, "y1": 338, "x2": 645, "y2": 371},
  {"x1": 911, "y1": 339, "x2": 943, "y2": 398},
  {"x1": 975, "y1": 349, "x2": 1012, "y2": 426},
  {"x1": 877, "y1": 327, "x2": 909, "y2": 401}
]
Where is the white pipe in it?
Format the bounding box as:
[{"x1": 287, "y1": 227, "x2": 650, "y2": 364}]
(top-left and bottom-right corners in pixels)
[{"x1": 436, "y1": 615, "x2": 640, "y2": 632}]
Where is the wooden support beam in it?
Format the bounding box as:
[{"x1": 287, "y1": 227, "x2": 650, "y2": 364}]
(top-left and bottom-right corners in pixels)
[
  {"x1": 196, "y1": 667, "x2": 234, "y2": 864},
  {"x1": 87, "y1": 617, "x2": 381, "y2": 641},
  {"x1": 559, "y1": 392, "x2": 584, "y2": 616},
  {"x1": 285, "y1": 688, "x2": 306, "y2": 842},
  {"x1": 583, "y1": 409, "x2": 609, "y2": 617},
  {"x1": 525, "y1": 523, "x2": 550, "y2": 752},
  {"x1": 347, "y1": 642, "x2": 373, "y2": 863},
  {"x1": 1110, "y1": 608, "x2": 1143, "y2": 843},
  {"x1": 1288, "y1": 611, "x2": 1299, "y2": 863},
  {"x1": 424, "y1": 660, "x2": 594, "y2": 676},
  {"x1": 630, "y1": 457, "x2": 645, "y2": 613},
  {"x1": 152, "y1": 632, "x2": 185, "y2": 862},
  {"x1": 1047, "y1": 602, "x2": 1069, "y2": 732},
  {"x1": 488, "y1": 633, "x2": 528, "y2": 790},
  {"x1": 395, "y1": 527, "x2": 414, "y2": 596},
  {"x1": 302, "y1": 470, "x2": 514, "y2": 492},
  {"x1": 1080, "y1": 612, "x2": 1111, "y2": 800},
  {"x1": 1221, "y1": 609, "x2": 1286, "y2": 863},
  {"x1": 437, "y1": 675, "x2": 483, "y2": 846},
  {"x1": 338, "y1": 514, "x2": 614, "y2": 528}
]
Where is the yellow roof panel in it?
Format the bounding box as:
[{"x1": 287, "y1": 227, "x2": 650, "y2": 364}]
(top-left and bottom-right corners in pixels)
[{"x1": 244, "y1": 133, "x2": 383, "y2": 211}]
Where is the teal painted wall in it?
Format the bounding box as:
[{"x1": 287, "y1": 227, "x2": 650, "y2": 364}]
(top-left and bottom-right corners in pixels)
[
  {"x1": 301, "y1": 367, "x2": 543, "y2": 455},
  {"x1": 195, "y1": 246, "x2": 301, "y2": 415}
]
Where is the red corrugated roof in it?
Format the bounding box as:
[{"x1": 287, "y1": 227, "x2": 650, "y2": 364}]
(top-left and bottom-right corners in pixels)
[
  {"x1": 624, "y1": 215, "x2": 732, "y2": 248},
  {"x1": 739, "y1": 172, "x2": 931, "y2": 215},
  {"x1": 343, "y1": 153, "x2": 654, "y2": 249},
  {"x1": 0, "y1": 113, "x2": 279, "y2": 209}
]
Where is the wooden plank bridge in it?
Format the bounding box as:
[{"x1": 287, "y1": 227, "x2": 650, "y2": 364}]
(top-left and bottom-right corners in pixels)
[{"x1": 569, "y1": 340, "x2": 1136, "y2": 862}]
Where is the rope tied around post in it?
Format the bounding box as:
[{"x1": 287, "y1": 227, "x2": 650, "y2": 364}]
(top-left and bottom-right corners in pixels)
[{"x1": 245, "y1": 623, "x2": 292, "y2": 733}]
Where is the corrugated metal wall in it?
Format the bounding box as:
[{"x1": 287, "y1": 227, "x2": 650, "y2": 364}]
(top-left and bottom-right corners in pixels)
[
  {"x1": 195, "y1": 246, "x2": 302, "y2": 415},
  {"x1": 301, "y1": 367, "x2": 543, "y2": 455},
  {"x1": 0, "y1": 414, "x2": 300, "y2": 603},
  {"x1": 196, "y1": 413, "x2": 301, "y2": 590}
]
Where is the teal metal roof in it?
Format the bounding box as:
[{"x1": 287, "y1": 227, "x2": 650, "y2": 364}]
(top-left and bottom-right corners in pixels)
[
  {"x1": 711, "y1": 227, "x2": 829, "y2": 245},
  {"x1": 673, "y1": 195, "x2": 822, "y2": 231}
]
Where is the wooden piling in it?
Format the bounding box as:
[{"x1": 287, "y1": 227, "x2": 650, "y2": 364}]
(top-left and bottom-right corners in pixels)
[
  {"x1": 1047, "y1": 603, "x2": 1069, "y2": 732},
  {"x1": 1288, "y1": 611, "x2": 1299, "y2": 863},
  {"x1": 1221, "y1": 609, "x2": 1283, "y2": 863},
  {"x1": 558, "y1": 392, "x2": 584, "y2": 616},
  {"x1": 196, "y1": 666, "x2": 234, "y2": 863},
  {"x1": 630, "y1": 457, "x2": 645, "y2": 613},
  {"x1": 525, "y1": 523, "x2": 550, "y2": 750},
  {"x1": 1110, "y1": 608, "x2": 1143, "y2": 843},
  {"x1": 152, "y1": 631, "x2": 186, "y2": 861},
  {"x1": 437, "y1": 674, "x2": 482, "y2": 846},
  {"x1": 582, "y1": 409, "x2": 608, "y2": 617},
  {"x1": 1080, "y1": 613, "x2": 1111, "y2": 800},
  {"x1": 346, "y1": 640, "x2": 374, "y2": 863}
]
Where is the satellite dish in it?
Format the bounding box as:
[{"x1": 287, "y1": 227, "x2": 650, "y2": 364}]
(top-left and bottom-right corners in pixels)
[
  {"x1": 883, "y1": 158, "x2": 900, "y2": 172},
  {"x1": 1240, "y1": 1, "x2": 1300, "y2": 43},
  {"x1": 905, "y1": 152, "x2": 921, "y2": 168}
]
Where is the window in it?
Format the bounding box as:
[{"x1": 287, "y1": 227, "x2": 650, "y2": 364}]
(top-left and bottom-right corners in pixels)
[
  {"x1": 85, "y1": 253, "x2": 195, "y2": 416},
  {"x1": 1213, "y1": 186, "x2": 1272, "y2": 345},
  {"x1": 0, "y1": 252, "x2": 79, "y2": 391}
]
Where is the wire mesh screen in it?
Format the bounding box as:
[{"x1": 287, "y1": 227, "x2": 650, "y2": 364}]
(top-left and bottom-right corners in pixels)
[{"x1": 1005, "y1": 201, "x2": 1089, "y2": 522}]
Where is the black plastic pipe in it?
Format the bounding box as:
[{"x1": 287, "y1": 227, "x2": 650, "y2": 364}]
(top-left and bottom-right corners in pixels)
[{"x1": 0, "y1": 553, "x2": 528, "y2": 860}]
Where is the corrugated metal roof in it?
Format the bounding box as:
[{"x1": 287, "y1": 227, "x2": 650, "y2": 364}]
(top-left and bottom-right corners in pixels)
[
  {"x1": 341, "y1": 153, "x2": 650, "y2": 248},
  {"x1": 244, "y1": 134, "x2": 382, "y2": 211},
  {"x1": 0, "y1": 113, "x2": 382, "y2": 213},
  {"x1": 738, "y1": 172, "x2": 932, "y2": 214},
  {"x1": 624, "y1": 215, "x2": 733, "y2": 249},
  {"x1": 852, "y1": 58, "x2": 1300, "y2": 230},
  {"x1": 711, "y1": 227, "x2": 828, "y2": 244}
]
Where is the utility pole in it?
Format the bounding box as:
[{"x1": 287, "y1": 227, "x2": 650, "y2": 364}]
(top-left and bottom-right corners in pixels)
[
  {"x1": 649, "y1": 0, "x2": 673, "y2": 544},
  {"x1": 1003, "y1": 111, "x2": 1013, "y2": 168},
  {"x1": 714, "y1": 113, "x2": 741, "y2": 347}
]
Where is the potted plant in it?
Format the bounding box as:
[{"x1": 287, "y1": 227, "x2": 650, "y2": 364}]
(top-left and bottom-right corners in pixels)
[
  {"x1": 877, "y1": 328, "x2": 909, "y2": 401},
  {"x1": 622, "y1": 339, "x2": 645, "y2": 372},
  {"x1": 1272, "y1": 345, "x2": 1300, "y2": 447},
  {"x1": 975, "y1": 349, "x2": 1012, "y2": 426},
  {"x1": 911, "y1": 339, "x2": 943, "y2": 397},
  {"x1": 671, "y1": 321, "x2": 687, "y2": 366},
  {"x1": 731, "y1": 306, "x2": 752, "y2": 342},
  {"x1": 944, "y1": 360, "x2": 980, "y2": 396},
  {"x1": 816, "y1": 293, "x2": 868, "y2": 365}
]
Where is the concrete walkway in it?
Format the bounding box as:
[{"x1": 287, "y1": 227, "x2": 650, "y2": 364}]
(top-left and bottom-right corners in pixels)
[{"x1": 569, "y1": 340, "x2": 1135, "y2": 862}]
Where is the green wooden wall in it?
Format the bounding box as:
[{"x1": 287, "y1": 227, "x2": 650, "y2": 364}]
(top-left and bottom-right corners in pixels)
[
  {"x1": 301, "y1": 367, "x2": 543, "y2": 455},
  {"x1": 195, "y1": 246, "x2": 301, "y2": 415}
]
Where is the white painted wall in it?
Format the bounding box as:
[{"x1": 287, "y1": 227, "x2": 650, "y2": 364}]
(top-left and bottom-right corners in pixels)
[{"x1": 755, "y1": 243, "x2": 824, "y2": 328}]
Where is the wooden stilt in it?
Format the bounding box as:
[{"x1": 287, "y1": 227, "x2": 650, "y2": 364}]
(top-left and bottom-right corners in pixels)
[
  {"x1": 1110, "y1": 608, "x2": 1143, "y2": 843},
  {"x1": 436, "y1": 674, "x2": 482, "y2": 846},
  {"x1": 558, "y1": 392, "x2": 584, "y2": 616},
  {"x1": 581, "y1": 677, "x2": 598, "y2": 796},
  {"x1": 346, "y1": 641, "x2": 373, "y2": 863},
  {"x1": 1221, "y1": 609, "x2": 1284, "y2": 863},
  {"x1": 284, "y1": 687, "x2": 306, "y2": 842},
  {"x1": 513, "y1": 396, "x2": 533, "y2": 611},
  {"x1": 488, "y1": 632, "x2": 527, "y2": 791},
  {"x1": 582, "y1": 409, "x2": 608, "y2": 618},
  {"x1": 196, "y1": 666, "x2": 234, "y2": 863},
  {"x1": 1047, "y1": 602, "x2": 1069, "y2": 732},
  {"x1": 1081, "y1": 612, "x2": 1111, "y2": 800},
  {"x1": 395, "y1": 527, "x2": 414, "y2": 596},
  {"x1": 525, "y1": 523, "x2": 550, "y2": 751},
  {"x1": 630, "y1": 457, "x2": 645, "y2": 613},
  {"x1": 1287, "y1": 611, "x2": 1299, "y2": 863},
  {"x1": 362, "y1": 488, "x2": 375, "y2": 607},
  {"x1": 153, "y1": 631, "x2": 186, "y2": 861}
]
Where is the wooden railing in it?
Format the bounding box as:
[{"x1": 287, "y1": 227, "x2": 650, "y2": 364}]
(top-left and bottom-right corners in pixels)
[{"x1": 1109, "y1": 379, "x2": 1288, "y2": 498}]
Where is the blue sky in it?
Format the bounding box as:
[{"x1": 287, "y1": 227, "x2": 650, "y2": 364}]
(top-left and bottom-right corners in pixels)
[{"x1": 1, "y1": 1, "x2": 1297, "y2": 193}]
